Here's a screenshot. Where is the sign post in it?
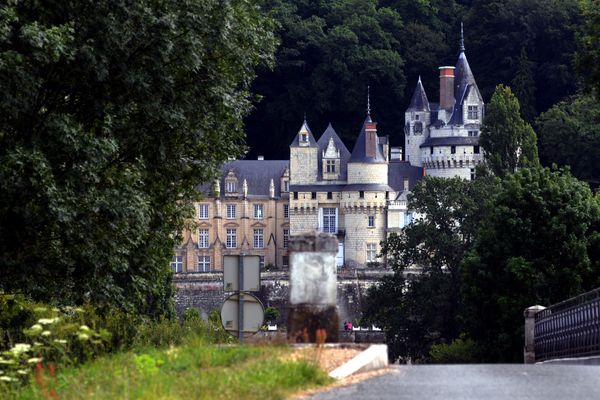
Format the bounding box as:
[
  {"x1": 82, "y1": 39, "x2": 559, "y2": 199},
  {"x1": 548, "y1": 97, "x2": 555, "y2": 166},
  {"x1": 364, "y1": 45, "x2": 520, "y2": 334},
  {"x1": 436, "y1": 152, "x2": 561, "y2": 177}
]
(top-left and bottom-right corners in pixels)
[{"x1": 221, "y1": 254, "x2": 262, "y2": 342}]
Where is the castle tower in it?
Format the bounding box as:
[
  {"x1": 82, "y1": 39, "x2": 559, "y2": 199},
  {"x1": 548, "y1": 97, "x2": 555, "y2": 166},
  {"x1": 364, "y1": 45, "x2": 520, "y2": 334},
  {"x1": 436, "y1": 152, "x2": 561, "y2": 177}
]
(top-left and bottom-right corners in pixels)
[
  {"x1": 289, "y1": 118, "x2": 319, "y2": 184},
  {"x1": 407, "y1": 24, "x2": 484, "y2": 180},
  {"x1": 404, "y1": 76, "x2": 431, "y2": 166}
]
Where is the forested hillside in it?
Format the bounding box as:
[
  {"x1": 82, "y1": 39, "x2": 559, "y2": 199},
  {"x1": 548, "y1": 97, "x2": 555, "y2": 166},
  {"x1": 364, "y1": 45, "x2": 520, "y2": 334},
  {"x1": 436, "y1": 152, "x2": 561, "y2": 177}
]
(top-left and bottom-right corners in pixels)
[{"x1": 245, "y1": 0, "x2": 582, "y2": 166}]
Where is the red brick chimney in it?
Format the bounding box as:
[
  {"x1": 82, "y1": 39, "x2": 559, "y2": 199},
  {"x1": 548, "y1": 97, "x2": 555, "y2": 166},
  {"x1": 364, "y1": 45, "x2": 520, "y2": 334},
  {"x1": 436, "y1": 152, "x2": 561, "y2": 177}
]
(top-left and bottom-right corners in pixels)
[
  {"x1": 365, "y1": 122, "x2": 377, "y2": 158},
  {"x1": 439, "y1": 66, "x2": 455, "y2": 111}
]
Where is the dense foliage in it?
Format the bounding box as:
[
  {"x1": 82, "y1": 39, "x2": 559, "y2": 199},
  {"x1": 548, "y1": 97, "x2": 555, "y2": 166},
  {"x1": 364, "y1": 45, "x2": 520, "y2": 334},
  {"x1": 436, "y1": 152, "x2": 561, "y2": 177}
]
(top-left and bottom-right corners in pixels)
[
  {"x1": 480, "y1": 84, "x2": 539, "y2": 176},
  {"x1": 461, "y1": 167, "x2": 600, "y2": 362},
  {"x1": 577, "y1": 0, "x2": 600, "y2": 95},
  {"x1": 246, "y1": 0, "x2": 583, "y2": 160},
  {"x1": 0, "y1": 0, "x2": 276, "y2": 316},
  {"x1": 537, "y1": 94, "x2": 600, "y2": 188}
]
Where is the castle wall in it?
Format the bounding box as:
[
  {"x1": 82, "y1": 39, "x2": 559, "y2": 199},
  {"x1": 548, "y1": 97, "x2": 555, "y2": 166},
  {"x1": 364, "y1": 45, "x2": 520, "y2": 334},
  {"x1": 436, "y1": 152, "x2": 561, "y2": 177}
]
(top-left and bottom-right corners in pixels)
[
  {"x1": 347, "y1": 163, "x2": 388, "y2": 184},
  {"x1": 290, "y1": 147, "x2": 318, "y2": 184}
]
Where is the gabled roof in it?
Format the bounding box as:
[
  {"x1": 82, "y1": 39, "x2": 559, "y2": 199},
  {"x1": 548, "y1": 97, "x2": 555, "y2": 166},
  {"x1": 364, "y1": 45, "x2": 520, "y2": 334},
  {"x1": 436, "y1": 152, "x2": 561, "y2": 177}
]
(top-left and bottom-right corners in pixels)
[
  {"x1": 349, "y1": 115, "x2": 386, "y2": 164},
  {"x1": 317, "y1": 123, "x2": 351, "y2": 180},
  {"x1": 197, "y1": 160, "x2": 289, "y2": 197},
  {"x1": 407, "y1": 76, "x2": 430, "y2": 112},
  {"x1": 290, "y1": 120, "x2": 318, "y2": 147},
  {"x1": 387, "y1": 161, "x2": 424, "y2": 195}
]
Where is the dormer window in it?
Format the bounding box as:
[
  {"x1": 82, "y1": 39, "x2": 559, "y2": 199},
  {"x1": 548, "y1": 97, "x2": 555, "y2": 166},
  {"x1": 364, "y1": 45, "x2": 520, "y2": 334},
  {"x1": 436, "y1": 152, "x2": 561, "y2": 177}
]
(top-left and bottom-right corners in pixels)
[
  {"x1": 300, "y1": 133, "x2": 308, "y2": 143},
  {"x1": 326, "y1": 160, "x2": 336, "y2": 173},
  {"x1": 283, "y1": 179, "x2": 289, "y2": 192},
  {"x1": 226, "y1": 180, "x2": 236, "y2": 193},
  {"x1": 468, "y1": 106, "x2": 479, "y2": 120},
  {"x1": 415, "y1": 114, "x2": 420, "y2": 121}
]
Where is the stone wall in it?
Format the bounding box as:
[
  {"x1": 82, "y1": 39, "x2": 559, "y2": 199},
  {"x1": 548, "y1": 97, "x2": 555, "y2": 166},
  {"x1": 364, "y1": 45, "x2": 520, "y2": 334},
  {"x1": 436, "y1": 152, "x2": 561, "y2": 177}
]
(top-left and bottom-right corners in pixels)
[{"x1": 173, "y1": 268, "x2": 391, "y2": 327}]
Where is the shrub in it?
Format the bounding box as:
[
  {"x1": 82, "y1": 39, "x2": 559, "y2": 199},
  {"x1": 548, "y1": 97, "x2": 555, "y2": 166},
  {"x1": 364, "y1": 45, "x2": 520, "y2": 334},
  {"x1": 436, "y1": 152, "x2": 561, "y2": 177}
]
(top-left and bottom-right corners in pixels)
[{"x1": 429, "y1": 334, "x2": 482, "y2": 364}]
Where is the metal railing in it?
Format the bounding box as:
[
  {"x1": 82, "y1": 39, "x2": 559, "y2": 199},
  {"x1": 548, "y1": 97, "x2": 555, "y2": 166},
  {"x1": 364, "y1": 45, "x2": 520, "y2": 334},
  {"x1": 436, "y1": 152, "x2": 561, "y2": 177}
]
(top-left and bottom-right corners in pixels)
[{"x1": 534, "y1": 288, "x2": 600, "y2": 362}]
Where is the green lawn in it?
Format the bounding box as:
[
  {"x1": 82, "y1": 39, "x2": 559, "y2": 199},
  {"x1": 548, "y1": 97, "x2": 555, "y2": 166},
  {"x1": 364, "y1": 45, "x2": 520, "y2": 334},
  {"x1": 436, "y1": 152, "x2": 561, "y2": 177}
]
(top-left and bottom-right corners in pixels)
[{"x1": 5, "y1": 337, "x2": 331, "y2": 400}]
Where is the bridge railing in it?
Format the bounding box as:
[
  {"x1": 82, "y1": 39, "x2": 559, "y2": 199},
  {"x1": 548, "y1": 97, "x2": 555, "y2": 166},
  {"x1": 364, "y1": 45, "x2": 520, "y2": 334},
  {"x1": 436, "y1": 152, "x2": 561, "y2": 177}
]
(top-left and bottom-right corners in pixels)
[{"x1": 525, "y1": 288, "x2": 600, "y2": 363}]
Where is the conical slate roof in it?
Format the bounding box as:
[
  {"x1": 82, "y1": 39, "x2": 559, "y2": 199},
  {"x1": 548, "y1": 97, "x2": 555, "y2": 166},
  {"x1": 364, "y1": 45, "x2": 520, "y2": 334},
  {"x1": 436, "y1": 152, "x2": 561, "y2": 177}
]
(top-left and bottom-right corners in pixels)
[
  {"x1": 448, "y1": 29, "x2": 482, "y2": 125},
  {"x1": 289, "y1": 119, "x2": 318, "y2": 147},
  {"x1": 317, "y1": 123, "x2": 351, "y2": 180},
  {"x1": 407, "y1": 76, "x2": 430, "y2": 112},
  {"x1": 349, "y1": 115, "x2": 386, "y2": 163}
]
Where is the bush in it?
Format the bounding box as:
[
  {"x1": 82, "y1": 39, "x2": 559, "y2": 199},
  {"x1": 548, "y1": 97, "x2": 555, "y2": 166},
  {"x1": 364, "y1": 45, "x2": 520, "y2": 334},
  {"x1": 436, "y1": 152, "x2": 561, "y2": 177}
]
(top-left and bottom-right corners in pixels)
[{"x1": 429, "y1": 334, "x2": 482, "y2": 364}]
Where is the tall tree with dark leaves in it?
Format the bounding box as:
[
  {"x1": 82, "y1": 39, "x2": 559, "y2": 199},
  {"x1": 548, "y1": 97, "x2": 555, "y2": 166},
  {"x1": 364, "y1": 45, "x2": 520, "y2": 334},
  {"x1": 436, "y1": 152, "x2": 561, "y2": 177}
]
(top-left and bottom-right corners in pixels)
[
  {"x1": 511, "y1": 47, "x2": 537, "y2": 121},
  {"x1": 577, "y1": 0, "x2": 600, "y2": 96},
  {"x1": 0, "y1": 0, "x2": 276, "y2": 316},
  {"x1": 480, "y1": 84, "x2": 539, "y2": 177}
]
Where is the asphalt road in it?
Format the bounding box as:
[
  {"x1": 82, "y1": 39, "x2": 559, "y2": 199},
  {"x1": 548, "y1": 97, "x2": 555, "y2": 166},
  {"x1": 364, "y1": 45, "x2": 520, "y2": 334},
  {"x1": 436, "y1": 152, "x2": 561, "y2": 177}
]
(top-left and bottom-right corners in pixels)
[{"x1": 309, "y1": 364, "x2": 600, "y2": 400}]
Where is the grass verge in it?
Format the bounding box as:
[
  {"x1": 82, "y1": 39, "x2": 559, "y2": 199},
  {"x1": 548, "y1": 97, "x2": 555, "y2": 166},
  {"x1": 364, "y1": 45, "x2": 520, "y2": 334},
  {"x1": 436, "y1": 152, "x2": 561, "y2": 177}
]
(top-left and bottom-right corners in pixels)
[{"x1": 4, "y1": 336, "x2": 331, "y2": 400}]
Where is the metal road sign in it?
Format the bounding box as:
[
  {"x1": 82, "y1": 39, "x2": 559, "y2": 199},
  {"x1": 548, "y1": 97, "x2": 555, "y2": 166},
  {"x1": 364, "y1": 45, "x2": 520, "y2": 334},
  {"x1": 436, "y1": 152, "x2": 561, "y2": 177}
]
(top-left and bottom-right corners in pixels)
[
  {"x1": 223, "y1": 255, "x2": 260, "y2": 292},
  {"x1": 220, "y1": 292, "x2": 264, "y2": 337}
]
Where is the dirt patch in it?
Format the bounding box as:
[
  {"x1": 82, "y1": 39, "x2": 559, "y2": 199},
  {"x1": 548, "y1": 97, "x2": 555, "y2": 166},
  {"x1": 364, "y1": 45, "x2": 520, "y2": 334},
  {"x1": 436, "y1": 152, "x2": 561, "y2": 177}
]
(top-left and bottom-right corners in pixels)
[{"x1": 285, "y1": 346, "x2": 363, "y2": 372}]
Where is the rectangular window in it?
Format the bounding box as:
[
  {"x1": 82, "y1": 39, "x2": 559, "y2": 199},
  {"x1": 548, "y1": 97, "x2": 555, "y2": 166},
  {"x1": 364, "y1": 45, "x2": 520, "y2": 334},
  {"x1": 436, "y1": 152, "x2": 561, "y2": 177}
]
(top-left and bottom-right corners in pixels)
[
  {"x1": 368, "y1": 215, "x2": 375, "y2": 228},
  {"x1": 366, "y1": 244, "x2": 377, "y2": 263},
  {"x1": 470, "y1": 168, "x2": 476, "y2": 181},
  {"x1": 283, "y1": 229, "x2": 289, "y2": 249},
  {"x1": 430, "y1": 146, "x2": 434, "y2": 155},
  {"x1": 283, "y1": 180, "x2": 289, "y2": 192},
  {"x1": 197, "y1": 255, "x2": 211, "y2": 272},
  {"x1": 198, "y1": 229, "x2": 209, "y2": 248},
  {"x1": 451, "y1": 146, "x2": 456, "y2": 154},
  {"x1": 327, "y1": 192, "x2": 333, "y2": 200},
  {"x1": 284, "y1": 204, "x2": 289, "y2": 219},
  {"x1": 326, "y1": 160, "x2": 336, "y2": 173},
  {"x1": 322, "y1": 207, "x2": 337, "y2": 234},
  {"x1": 254, "y1": 204, "x2": 264, "y2": 219},
  {"x1": 226, "y1": 229, "x2": 237, "y2": 248},
  {"x1": 171, "y1": 256, "x2": 183, "y2": 273},
  {"x1": 282, "y1": 255, "x2": 289, "y2": 268},
  {"x1": 468, "y1": 130, "x2": 478, "y2": 137},
  {"x1": 253, "y1": 228, "x2": 264, "y2": 248},
  {"x1": 311, "y1": 192, "x2": 316, "y2": 200},
  {"x1": 467, "y1": 106, "x2": 478, "y2": 119},
  {"x1": 226, "y1": 181, "x2": 236, "y2": 193},
  {"x1": 293, "y1": 192, "x2": 298, "y2": 200},
  {"x1": 259, "y1": 256, "x2": 265, "y2": 269},
  {"x1": 226, "y1": 204, "x2": 236, "y2": 219},
  {"x1": 198, "y1": 204, "x2": 209, "y2": 219},
  {"x1": 474, "y1": 146, "x2": 480, "y2": 154},
  {"x1": 359, "y1": 191, "x2": 365, "y2": 199}
]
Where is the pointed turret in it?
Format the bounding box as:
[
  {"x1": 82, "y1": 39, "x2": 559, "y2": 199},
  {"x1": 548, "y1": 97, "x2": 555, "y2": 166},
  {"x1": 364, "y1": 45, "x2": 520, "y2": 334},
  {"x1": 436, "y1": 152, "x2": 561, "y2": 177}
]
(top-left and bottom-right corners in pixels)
[
  {"x1": 349, "y1": 115, "x2": 386, "y2": 163},
  {"x1": 407, "y1": 76, "x2": 430, "y2": 112},
  {"x1": 449, "y1": 23, "x2": 483, "y2": 125},
  {"x1": 318, "y1": 123, "x2": 351, "y2": 180},
  {"x1": 289, "y1": 117, "x2": 319, "y2": 184},
  {"x1": 289, "y1": 118, "x2": 318, "y2": 147}
]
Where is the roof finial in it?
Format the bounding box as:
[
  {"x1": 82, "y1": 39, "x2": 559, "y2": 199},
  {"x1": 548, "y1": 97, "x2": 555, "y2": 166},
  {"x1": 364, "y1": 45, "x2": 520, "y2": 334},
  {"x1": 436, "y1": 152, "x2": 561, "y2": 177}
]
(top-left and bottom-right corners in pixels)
[
  {"x1": 367, "y1": 85, "x2": 371, "y2": 116},
  {"x1": 418, "y1": 75, "x2": 422, "y2": 83},
  {"x1": 303, "y1": 111, "x2": 307, "y2": 122},
  {"x1": 460, "y1": 22, "x2": 465, "y2": 52}
]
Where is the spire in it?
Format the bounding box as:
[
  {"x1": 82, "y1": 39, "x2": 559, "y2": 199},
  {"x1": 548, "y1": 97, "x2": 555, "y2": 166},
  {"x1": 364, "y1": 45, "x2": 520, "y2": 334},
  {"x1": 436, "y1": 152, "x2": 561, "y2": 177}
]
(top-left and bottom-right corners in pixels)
[
  {"x1": 407, "y1": 76, "x2": 430, "y2": 112},
  {"x1": 367, "y1": 85, "x2": 371, "y2": 116},
  {"x1": 459, "y1": 22, "x2": 465, "y2": 52}
]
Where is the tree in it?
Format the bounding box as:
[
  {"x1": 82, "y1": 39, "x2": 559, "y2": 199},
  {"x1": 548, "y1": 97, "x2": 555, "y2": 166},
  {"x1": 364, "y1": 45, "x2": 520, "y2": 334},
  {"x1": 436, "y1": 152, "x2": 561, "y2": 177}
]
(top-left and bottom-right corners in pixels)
[
  {"x1": 0, "y1": 0, "x2": 276, "y2": 316},
  {"x1": 577, "y1": 0, "x2": 600, "y2": 95},
  {"x1": 461, "y1": 167, "x2": 600, "y2": 362},
  {"x1": 480, "y1": 84, "x2": 539, "y2": 176},
  {"x1": 363, "y1": 175, "x2": 497, "y2": 361},
  {"x1": 536, "y1": 94, "x2": 600, "y2": 188}
]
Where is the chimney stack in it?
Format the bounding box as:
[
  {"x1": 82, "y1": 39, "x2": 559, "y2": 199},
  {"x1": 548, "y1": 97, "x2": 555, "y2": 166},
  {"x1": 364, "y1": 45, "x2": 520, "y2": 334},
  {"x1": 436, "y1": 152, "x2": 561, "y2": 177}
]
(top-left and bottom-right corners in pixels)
[
  {"x1": 439, "y1": 66, "x2": 455, "y2": 111},
  {"x1": 365, "y1": 122, "x2": 377, "y2": 158}
]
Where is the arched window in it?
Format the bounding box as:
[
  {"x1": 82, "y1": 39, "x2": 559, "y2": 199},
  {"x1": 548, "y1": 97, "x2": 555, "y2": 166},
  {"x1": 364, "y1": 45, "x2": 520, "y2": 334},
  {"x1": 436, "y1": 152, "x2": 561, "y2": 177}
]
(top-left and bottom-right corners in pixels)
[{"x1": 413, "y1": 122, "x2": 423, "y2": 134}]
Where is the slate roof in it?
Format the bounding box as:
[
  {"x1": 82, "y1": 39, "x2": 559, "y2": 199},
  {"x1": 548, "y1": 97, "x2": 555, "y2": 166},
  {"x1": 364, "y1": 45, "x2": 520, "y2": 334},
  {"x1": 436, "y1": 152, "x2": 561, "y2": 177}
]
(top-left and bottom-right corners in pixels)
[
  {"x1": 316, "y1": 123, "x2": 351, "y2": 180},
  {"x1": 448, "y1": 50, "x2": 482, "y2": 125},
  {"x1": 349, "y1": 115, "x2": 387, "y2": 164},
  {"x1": 198, "y1": 160, "x2": 289, "y2": 197},
  {"x1": 387, "y1": 161, "x2": 424, "y2": 193},
  {"x1": 289, "y1": 184, "x2": 346, "y2": 192},
  {"x1": 290, "y1": 120, "x2": 318, "y2": 147},
  {"x1": 420, "y1": 136, "x2": 479, "y2": 147},
  {"x1": 407, "y1": 77, "x2": 430, "y2": 112}
]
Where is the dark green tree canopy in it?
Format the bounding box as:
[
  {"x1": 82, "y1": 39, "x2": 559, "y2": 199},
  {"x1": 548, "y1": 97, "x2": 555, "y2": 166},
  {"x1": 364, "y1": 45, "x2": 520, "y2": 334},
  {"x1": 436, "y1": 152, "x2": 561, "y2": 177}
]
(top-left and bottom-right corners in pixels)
[
  {"x1": 480, "y1": 84, "x2": 539, "y2": 176},
  {"x1": 0, "y1": 0, "x2": 276, "y2": 316},
  {"x1": 461, "y1": 167, "x2": 600, "y2": 362},
  {"x1": 577, "y1": 0, "x2": 600, "y2": 96},
  {"x1": 537, "y1": 94, "x2": 600, "y2": 188}
]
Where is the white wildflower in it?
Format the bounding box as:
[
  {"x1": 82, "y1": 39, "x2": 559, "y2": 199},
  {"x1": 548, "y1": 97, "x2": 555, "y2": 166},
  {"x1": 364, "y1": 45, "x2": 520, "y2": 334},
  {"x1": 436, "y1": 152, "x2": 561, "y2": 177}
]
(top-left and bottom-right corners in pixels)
[
  {"x1": 27, "y1": 357, "x2": 42, "y2": 364},
  {"x1": 17, "y1": 369, "x2": 28, "y2": 375},
  {"x1": 79, "y1": 325, "x2": 90, "y2": 331},
  {"x1": 77, "y1": 333, "x2": 90, "y2": 341},
  {"x1": 38, "y1": 317, "x2": 59, "y2": 325},
  {"x1": 41, "y1": 331, "x2": 51, "y2": 337},
  {"x1": 0, "y1": 376, "x2": 17, "y2": 382},
  {"x1": 30, "y1": 324, "x2": 43, "y2": 331},
  {"x1": 11, "y1": 343, "x2": 31, "y2": 354},
  {"x1": 0, "y1": 359, "x2": 15, "y2": 365},
  {"x1": 53, "y1": 339, "x2": 67, "y2": 344}
]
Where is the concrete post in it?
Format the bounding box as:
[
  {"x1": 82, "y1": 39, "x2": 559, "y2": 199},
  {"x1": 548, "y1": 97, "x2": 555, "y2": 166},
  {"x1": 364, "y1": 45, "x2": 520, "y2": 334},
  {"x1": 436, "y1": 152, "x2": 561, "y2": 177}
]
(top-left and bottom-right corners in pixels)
[
  {"x1": 287, "y1": 231, "x2": 339, "y2": 343},
  {"x1": 524, "y1": 305, "x2": 546, "y2": 364}
]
